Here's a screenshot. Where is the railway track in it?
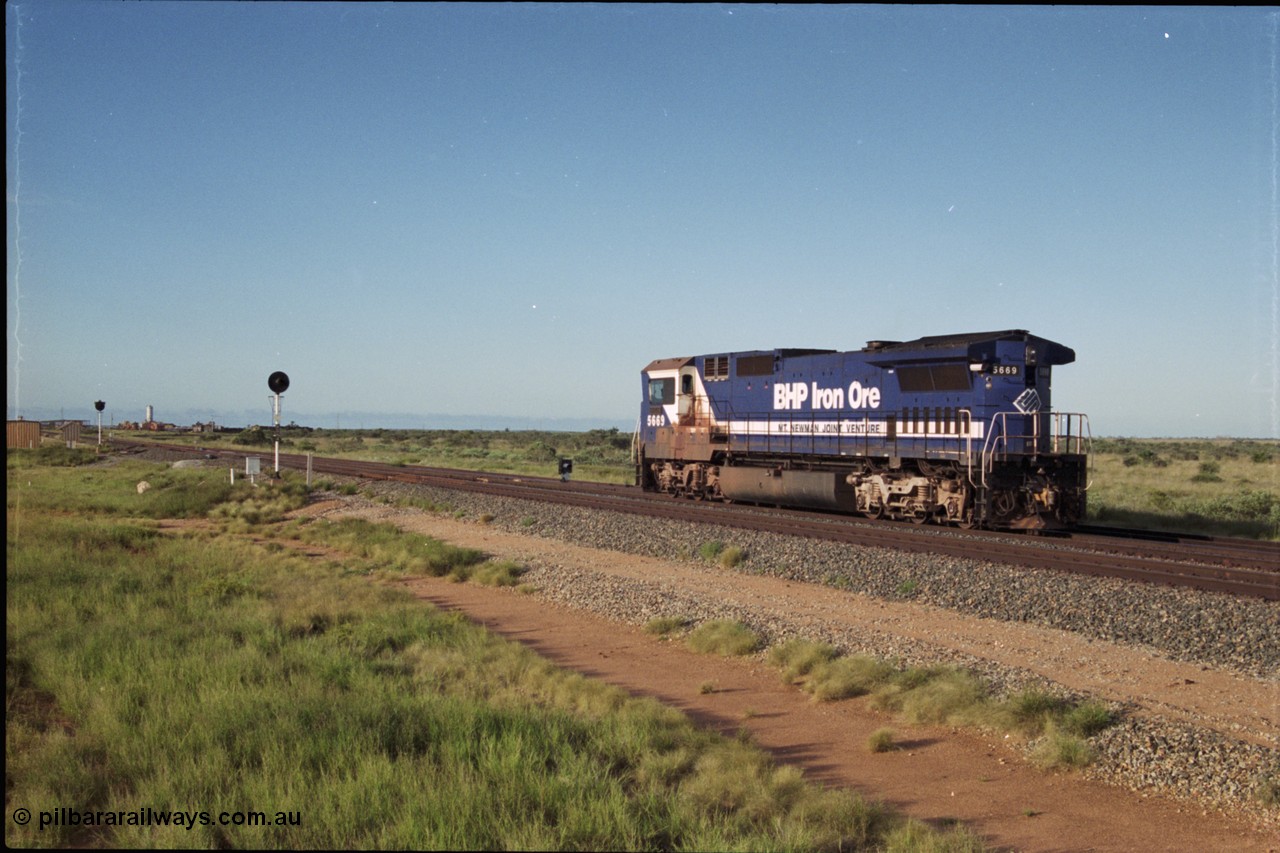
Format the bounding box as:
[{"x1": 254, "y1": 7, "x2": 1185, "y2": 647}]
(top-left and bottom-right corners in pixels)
[{"x1": 115, "y1": 441, "x2": 1280, "y2": 601}]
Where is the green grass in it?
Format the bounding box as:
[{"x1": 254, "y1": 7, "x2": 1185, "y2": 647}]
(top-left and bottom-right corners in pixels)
[
  {"x1": 7, "y1": 450, "x2": 982, "y2": 850},
  {"x1": 6, "y1": 444, "x2": 101, "y2": 468},
  {"x1": 1087, "y1": 438, "x2": 1279, "y2": 539},
  {"x1": 296, "y1": 516, "x2": 488, "y2": 580}
]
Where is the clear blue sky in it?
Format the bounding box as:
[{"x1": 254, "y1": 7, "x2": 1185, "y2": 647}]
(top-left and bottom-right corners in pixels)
[{"x1": 7, "y1": 3, "x2": 1278, "y2": 437}]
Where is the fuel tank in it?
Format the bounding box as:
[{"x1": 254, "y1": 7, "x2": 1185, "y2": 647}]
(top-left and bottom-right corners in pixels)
[{"x1": 717, "y1": 466, "x2": 857, "y2": 511}]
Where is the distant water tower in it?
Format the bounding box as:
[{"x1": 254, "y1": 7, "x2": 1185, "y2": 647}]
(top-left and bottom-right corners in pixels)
[{"x1": 145, "y1": 404, "x2": 154, "y2": 423}]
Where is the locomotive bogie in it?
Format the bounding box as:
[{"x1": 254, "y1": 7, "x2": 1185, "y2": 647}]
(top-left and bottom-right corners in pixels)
[{"x1": 650, "y1": 460, "x2": 721, "y2": 500}]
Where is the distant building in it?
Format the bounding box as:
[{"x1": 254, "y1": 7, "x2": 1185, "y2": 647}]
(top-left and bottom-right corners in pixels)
[
  {"x1": 60, "y1": 422, "x2": 83, "y2": 445},
  {"x1": 7, "y1": 419, "x2": 41, "y2": 449}
]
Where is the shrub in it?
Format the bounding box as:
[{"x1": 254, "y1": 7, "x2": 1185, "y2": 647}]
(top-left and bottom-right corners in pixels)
[
  {"x1": 523, "y1": 440, "x2": 558, "y2": 462},
  {"x1": 1030, "y1": 725, "x2": 1094, "y2": 770},
  {"x1": 469, "y1": 560, "x2": 525, "y2": 587},
  {"x1": 718, "y1": 546, "x2": 745, "y2": 569},
  {"x1": 1252, "y1": 772, "x2": 1279, "y2": 807},
  {"x1": 1002, "y1": 689, "x2": 1067, "y2": 736},
  {"x1": 882, "y1": 818, "x2": 985, "y2": 853},
  {"x1": 687, "y1": 620, "x2": 761, "y2": 656},
  {"x1": 1190, "y1": 461, "x2": 1222, "y2": 483},
  {"x1": 644, "y1": 617, "x2": 689, "y2": 637},
  {"x1": 209, "y1": 493, "x2": 301, "y2": 527},
  {"x1": 806, "y1": 656, "x2": 895, "y2": 702},
  {"x1": 768, "y1": 639, "x2": 839, "y2": 682},
  {"x1": 867, "y1": 728, "x2": 897, "y2": 753},
  {"x1": 232, "y1": 425, "x2": 269, "y2": 445},
  {"x1": 1060, "y1": 701, "x2": 1114, "y2": 737},
  {"x1": 698, "y1": 541, "x2": 725, "y2": 561},
  {"x1": 873, "y1": 667, "x2": 986, "y2": 725}
]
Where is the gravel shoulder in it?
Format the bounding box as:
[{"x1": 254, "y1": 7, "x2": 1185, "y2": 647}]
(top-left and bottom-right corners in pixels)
[{"x1": 296, "y1": 481, "x2": 1279, "y2": 851}]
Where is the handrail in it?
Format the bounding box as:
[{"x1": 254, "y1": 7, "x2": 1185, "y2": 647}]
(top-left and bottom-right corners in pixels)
[
  {"x1": 631, "y1": 414, "x2": 642, "y2": 465},
  {"x1": 978, "y1": 410, "x2": 1091, "y2": 488},
  {"x1": 962, "y1": 408, "x2": 976, "y2": 487}
]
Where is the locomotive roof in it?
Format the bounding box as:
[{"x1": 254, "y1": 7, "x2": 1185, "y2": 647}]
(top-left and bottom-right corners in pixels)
[
  {"x1": 868, "y1": 329, "x2": 1031, "y2": 350},
  {"x1": 864, "y1": 329, "x2": 1075, "y2": 365},
  {"x1": 644, "y1": 330, "x2": 1075, "y2": 372},
  {"x1": 642, "y1": 356, "x2": 694, "y2": 372}
]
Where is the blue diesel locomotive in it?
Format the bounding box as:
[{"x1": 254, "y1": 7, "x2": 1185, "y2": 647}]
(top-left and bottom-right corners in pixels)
[{"x1": 637, "y1": 330, "x2": 1091, "y2": 530}]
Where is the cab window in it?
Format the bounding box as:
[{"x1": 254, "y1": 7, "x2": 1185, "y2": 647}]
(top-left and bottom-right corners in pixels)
[{"x1": 649, "y1": 378, "x2": 674, "y2": 405}]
